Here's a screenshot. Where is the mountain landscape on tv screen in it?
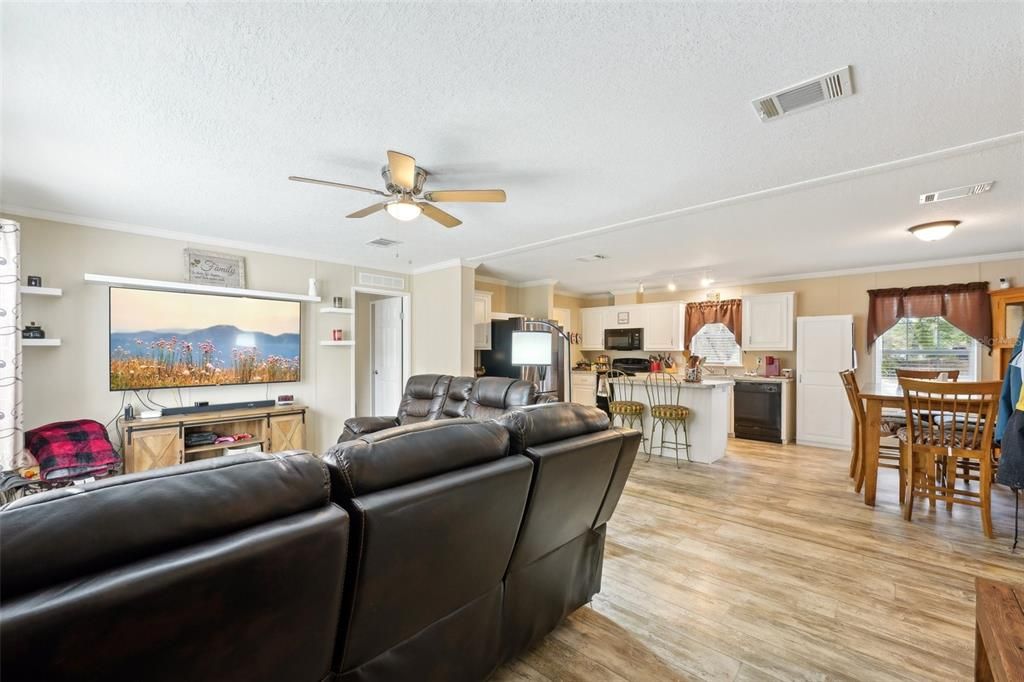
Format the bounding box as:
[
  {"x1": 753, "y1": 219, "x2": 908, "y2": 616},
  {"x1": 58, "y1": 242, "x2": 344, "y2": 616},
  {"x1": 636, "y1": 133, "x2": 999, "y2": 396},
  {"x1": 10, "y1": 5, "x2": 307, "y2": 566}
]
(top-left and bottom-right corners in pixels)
[{"x1": 110, "y1": 325, "x2": 300, "y2": 389}]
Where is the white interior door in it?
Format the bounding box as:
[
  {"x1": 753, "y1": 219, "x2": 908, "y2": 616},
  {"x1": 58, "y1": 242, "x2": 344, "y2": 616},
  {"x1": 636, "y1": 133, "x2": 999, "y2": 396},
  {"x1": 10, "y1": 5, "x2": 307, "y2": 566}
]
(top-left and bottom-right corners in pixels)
[
  {"x1": 796, "y1": 315, "x2": 854, "y2": 450},
  {"x1": 372, "y1": 297, "x2": 404, "y2": 415}
]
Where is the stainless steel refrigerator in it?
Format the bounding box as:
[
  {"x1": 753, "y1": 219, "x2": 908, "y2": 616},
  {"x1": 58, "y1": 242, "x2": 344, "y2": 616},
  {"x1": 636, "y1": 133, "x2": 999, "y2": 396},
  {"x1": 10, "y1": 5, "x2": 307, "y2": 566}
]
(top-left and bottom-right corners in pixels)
[{"x1": 479, "y1": 318, "x2": 566, "y2": 401}]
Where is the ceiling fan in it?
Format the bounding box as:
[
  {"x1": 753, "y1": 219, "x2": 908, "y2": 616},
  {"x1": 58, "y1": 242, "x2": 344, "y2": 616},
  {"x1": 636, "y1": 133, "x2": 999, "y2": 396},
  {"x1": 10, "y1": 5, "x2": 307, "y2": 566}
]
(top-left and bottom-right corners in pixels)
[{"x1": 289, "y1": 150, "x2": 506, "y2": 229}]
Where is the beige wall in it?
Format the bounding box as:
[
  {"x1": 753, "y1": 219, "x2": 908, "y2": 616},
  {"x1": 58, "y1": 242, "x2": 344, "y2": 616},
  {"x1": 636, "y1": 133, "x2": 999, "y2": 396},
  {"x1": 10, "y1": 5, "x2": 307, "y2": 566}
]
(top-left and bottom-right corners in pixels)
[
  {"x1": 412, "y1": 264, "x2": 476, "y2": 376},
  {"x1": 475, "y1": 279, "x2": 518, "y2": 313},
  {"x1": 517, "y1": 283, "x2": 554, "y2": 318},
  {"x1": 635, "y1": 257, "x2": 1024, "y2": 384},
  {"x1": 8, "y1": 213, "x2": 406, "y2": 453}
]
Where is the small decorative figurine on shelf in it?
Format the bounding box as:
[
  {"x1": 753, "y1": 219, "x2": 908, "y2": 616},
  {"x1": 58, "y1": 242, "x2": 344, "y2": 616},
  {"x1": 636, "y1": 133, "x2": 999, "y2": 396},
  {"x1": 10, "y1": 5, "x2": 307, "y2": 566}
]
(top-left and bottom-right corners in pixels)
[
  {"x1": 22, "y1": 321, "x2": 45, "y2": 339},
  {"x1": 26, "y1": 276, "x2": 42, "y2": 287}
]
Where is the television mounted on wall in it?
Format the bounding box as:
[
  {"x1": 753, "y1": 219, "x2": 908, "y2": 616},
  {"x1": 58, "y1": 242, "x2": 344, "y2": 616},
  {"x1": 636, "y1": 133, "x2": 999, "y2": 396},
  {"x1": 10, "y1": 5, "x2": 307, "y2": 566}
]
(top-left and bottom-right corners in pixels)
[{"x1": 109, "y1": 287, "x2": 301, "y2": 391}]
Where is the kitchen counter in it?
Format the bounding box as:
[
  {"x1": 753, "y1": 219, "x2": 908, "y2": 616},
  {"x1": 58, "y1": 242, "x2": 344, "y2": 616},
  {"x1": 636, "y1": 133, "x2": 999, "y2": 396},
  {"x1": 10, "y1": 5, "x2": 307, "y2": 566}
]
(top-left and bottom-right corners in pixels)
[
  {"x1": 602, "y1": 374, "x2": 732, "y2": 464},
  {"x1": 732, "y1": 375, "x2": 794, "y2": 383}
]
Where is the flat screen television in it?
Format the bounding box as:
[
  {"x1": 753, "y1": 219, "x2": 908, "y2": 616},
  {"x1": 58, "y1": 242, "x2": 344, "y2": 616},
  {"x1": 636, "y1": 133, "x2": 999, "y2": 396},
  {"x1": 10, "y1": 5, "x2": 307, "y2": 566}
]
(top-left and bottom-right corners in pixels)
[{"x1": 109, "y1": 287, "x2": 301, "y2": 390}]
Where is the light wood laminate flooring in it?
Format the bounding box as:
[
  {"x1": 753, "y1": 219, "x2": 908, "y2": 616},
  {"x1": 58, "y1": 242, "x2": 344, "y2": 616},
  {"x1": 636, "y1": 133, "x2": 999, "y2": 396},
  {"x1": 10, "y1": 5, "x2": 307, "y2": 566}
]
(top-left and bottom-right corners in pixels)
[{"x1": 493, "y1": 438, "x2": 1022, "y2": 681}]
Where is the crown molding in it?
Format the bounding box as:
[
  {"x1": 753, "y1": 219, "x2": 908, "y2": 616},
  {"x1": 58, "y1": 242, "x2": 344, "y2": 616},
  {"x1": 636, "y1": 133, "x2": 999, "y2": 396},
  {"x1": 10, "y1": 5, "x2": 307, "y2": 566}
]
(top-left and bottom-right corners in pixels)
[
  {"x1": 464, "y1": 131, "x2": 1024, "y2": 265},
  {"x1": 410, "y1": 258, "x2": 479, "y2": 275},
  {"x1": 474, "y1": 274, "x2": 512, "y2": 286},
  {"x1": 0, "y1": 204, "x2": 385, "y2": 270},
  {"x1": 579, "y1": 250, "x2": 1024, "y2": 296},
  {"x1": 514, "y1": 278, "x2": 558, "y2": 289}
]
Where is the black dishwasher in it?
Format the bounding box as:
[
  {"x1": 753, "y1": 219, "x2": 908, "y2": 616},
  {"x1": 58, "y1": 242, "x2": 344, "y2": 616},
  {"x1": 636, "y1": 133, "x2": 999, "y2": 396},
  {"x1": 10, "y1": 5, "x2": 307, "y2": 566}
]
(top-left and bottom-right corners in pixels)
[{"x1": 734, "y1": 381, "x2": 783, "y2": 443}]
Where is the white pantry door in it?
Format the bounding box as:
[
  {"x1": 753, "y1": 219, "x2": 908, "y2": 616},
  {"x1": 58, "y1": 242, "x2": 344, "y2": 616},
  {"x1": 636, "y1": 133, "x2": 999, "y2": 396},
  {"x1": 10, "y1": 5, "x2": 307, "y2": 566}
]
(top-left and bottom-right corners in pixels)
[
  {"x1": 796, "y1": 315, "x2": 854, "y2": 450},
  {"x1": 372, "y1": 297, "x2": 404, "y2": 415}
]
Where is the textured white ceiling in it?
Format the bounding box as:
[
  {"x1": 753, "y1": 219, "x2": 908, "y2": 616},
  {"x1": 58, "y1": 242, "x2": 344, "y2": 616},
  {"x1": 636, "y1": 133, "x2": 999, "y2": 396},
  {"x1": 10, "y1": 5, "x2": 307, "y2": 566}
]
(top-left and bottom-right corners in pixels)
[{"x1": 2, "y1": 2, "x2": 1022, "y2": 292}]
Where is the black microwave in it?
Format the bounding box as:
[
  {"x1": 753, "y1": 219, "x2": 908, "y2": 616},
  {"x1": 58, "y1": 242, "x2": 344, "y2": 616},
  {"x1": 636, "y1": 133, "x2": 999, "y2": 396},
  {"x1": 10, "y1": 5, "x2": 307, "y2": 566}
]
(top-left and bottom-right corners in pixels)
[{"x1": 604, "y1": 328, "x2": 643, "y2": 351}]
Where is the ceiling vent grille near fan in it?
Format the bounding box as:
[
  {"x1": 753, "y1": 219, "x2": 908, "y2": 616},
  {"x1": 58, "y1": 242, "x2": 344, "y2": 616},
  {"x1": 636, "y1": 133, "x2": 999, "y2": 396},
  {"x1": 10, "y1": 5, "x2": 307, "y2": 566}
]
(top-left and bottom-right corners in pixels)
[
  {"x1": 919, "y1": 181, "x2": 994, "y2": 204},
  {"x1": 753, "y1": 66, "x2": 853, "y2": 121},
  {"x1": 365, "y1": 237, "x2": 401, "y2": 248},
  {"x1": 358, "y1": 271, "x2": 405, "y2": 290}
]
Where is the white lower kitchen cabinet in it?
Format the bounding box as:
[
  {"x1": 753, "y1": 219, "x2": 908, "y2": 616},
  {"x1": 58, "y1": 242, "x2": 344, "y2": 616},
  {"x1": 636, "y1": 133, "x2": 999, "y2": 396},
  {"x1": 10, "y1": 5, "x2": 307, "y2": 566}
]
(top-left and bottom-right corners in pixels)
[{"x1": 570, "y1": 371, "x2": 597, "y2": 406}]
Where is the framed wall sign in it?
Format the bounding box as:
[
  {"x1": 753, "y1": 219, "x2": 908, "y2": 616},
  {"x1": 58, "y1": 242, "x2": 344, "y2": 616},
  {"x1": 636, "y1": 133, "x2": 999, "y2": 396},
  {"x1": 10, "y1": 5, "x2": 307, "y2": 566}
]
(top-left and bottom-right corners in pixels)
[
  {"x1": 617, "y1": 311, "x2": 630, "y2": 324},
  {"x1": 184, "y1": 249, "x2": 246, "y2": 288}
]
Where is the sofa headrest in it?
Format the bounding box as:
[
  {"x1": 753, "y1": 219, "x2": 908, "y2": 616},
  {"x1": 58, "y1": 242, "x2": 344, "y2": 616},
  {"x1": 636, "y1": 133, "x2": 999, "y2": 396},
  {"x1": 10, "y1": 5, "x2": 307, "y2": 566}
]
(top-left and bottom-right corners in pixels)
[
  {"x1": 464, "y1": 377, "x2": 537, "y2": 421},
  {"x1": 0, "y1": 452, "x2": 327, "y2": 600},
  {"x1": 406, "y1": 374, "x2": 451, "y2": 400},
  {"x1": 323, "y1": 418, "x2": 510, "y2": 498},
  {"x1": 497, "y1": 402, "x2": 611, "y2": 454},
  {"x1": 441, "y1": 376, "x2": 475, "y2": 418}
]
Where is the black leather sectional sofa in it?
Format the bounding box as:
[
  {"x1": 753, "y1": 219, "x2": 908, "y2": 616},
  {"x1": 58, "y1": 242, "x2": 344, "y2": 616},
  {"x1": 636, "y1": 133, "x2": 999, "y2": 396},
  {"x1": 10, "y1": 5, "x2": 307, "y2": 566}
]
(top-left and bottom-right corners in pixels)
[
  {"x1": 339, "y1": 374, "x2": 544, "y2": 442},
  {"x1": 0, "y1": 402, "x2": 640, "y2": 682}
]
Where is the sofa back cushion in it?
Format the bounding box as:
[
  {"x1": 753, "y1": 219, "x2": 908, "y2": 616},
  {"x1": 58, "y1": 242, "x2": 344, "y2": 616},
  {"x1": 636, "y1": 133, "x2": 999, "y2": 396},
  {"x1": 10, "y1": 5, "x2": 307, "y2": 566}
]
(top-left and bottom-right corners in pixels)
[
  {"x1": 440, "y1": 376, "x2": 475, "y2": 418},
  {"x1": 396, "y1": 374, "x2": 452, "y2": 424},
  {"x1": 496, "y1": 404, "x2": 623, "y2": 570},
  {"x1": 466, "y1": 377, "x2": 537, "y2": 420},
  {"x1": 323, "y1": 420, "x2": 533, "y2": 674},
  {"x1": 1, "y1": 453, "x2": 349, "y2": 682}
]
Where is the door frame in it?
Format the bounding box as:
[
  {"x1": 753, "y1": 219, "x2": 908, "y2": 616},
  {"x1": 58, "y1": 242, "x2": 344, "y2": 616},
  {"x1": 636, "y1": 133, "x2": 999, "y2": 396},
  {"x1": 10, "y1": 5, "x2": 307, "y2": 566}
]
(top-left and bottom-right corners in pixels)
[{"x1": 350, "y1": 286, "x2": 412, "y2": 418}]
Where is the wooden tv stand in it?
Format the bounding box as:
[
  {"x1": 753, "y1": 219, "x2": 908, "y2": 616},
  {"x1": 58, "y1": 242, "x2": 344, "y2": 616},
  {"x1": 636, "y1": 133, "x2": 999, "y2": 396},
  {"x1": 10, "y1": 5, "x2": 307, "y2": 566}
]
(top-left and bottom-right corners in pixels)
[{"x1": 121, "y1": 404, "x2": 307, "y2": 473}]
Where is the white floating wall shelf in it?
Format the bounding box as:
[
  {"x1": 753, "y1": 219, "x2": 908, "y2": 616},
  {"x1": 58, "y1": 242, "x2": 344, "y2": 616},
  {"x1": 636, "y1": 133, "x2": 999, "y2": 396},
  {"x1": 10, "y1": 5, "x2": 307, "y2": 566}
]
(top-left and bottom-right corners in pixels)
[
  {"x1": 83, "y1": 273, "x2": 321, "y2": 303},
  {"x1": 21, "y1": 287, "x2": 63, "y2": 297},
  {"x1": 23, "y1": 338, "x2": 61, "y2": 347}
]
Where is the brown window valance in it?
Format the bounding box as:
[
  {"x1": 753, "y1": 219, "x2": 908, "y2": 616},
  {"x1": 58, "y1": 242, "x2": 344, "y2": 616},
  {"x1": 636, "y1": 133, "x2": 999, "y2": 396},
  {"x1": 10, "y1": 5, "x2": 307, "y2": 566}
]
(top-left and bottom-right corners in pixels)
[
  {"x1": 866, "y1": 282, "x2": 991, "y2": 348},
  {"x1": 685, "y1": 299, "x2": 742, "y2": 350}
]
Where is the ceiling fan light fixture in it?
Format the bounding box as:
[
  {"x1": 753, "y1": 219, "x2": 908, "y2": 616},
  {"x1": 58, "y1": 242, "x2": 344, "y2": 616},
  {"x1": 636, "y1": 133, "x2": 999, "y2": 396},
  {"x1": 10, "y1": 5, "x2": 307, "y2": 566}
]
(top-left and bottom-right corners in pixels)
[
  {"x1": 386, "y1": 197, "x2": 422, "y2": 222},
  {"x1": 908, "y1": 220, "x2": 960, "y2": 242}
]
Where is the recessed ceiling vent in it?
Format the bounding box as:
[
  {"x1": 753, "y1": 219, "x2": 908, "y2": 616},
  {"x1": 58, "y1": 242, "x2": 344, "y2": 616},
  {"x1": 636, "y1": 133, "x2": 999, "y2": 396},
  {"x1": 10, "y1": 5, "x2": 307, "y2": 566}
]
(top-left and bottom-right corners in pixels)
[
  {"x1": 575, "y1": 254, "x2": 608, "y2": 263},
  {"x1": 753, "y1": 66, "x2": 853, "y2": 121},
  {"x1": 366, "y1": 237, "x2": 402, "y2": 248},
  {"x1": 919, "y1": 181, "x2": 994, "y2": 204}
]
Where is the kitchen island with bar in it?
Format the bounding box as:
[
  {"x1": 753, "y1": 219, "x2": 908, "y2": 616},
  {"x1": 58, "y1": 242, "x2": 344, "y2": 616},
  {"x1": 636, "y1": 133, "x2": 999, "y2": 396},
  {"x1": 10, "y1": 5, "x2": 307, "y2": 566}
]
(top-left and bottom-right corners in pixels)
[{"x1": 578, "y1": 371, "x2": 734, "y2": 464}]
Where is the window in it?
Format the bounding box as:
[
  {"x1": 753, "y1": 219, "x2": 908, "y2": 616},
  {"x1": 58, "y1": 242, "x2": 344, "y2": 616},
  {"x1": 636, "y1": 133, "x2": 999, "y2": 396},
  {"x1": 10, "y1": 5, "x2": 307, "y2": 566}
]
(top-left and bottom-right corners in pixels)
[
  {"x1": 690, "y1": 323, "x2": 742, "y2": 366},
  {"x1": 875, "y1": 316, "x2": 978, "y2": 389}
]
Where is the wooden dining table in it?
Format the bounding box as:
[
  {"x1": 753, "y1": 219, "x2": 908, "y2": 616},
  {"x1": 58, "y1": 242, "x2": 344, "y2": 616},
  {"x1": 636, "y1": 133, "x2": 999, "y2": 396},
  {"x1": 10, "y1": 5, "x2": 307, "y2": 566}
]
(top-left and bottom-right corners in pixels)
[{"x1": 859, "y1": 383, "x2": 904, "y2": 506}]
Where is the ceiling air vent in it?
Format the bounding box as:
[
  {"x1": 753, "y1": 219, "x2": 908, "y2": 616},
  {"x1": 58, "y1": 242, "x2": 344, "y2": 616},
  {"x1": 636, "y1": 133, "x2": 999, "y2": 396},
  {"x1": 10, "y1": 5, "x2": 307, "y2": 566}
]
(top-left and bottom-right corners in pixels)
[
  {"x1": 575, "y1": 254, "x2": 608, "y2": 263},
  {"x1": 366, "y1": 237, "x2": 402, "y2": 248},
  {"x1": 752, "y1": 66, "x2": 853, "y2": 121},
  {"x1": 919, "y1": 181, "x2": 994, "y2": 204},
  {"x1": 358, "y1": 271, "x2": 405, "y2": 290}
]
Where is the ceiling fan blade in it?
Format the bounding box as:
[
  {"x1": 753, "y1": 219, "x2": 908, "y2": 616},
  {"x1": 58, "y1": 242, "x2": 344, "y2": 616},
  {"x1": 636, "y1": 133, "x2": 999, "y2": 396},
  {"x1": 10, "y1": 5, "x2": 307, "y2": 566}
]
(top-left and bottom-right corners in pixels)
[
  {"x1": 422, "y1": 189, "x2": 506, "y2": 203},
  {"x1": 386, "y1": 150, "x2": 417, "y2": 192},
  {"x1": 346, "y1": 202, "x2": 388, "y2": 219},
  {"x1": 289, "y1": 176, "x2": 388, "y2": 197},
  {"x1": 419, "y1": 202, "x2": 462, "y2": 228}
]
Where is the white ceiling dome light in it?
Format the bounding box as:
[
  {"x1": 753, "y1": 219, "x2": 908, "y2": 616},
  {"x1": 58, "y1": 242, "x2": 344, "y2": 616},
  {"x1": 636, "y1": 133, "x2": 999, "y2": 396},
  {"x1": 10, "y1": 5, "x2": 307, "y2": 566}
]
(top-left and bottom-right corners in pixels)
[
  {"x1": 908, "y1": 220, "x2": 960, "y2": 241},
  {"x1": 386, "y1": 197, "x2": 422, "y2": 221}
]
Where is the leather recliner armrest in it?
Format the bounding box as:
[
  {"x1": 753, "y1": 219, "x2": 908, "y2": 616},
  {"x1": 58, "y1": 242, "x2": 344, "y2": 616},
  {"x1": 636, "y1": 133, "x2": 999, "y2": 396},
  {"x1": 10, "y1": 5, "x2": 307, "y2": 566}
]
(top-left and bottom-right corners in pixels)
[{"x1": 338, "y1": 416, "x2": 400, "y2": 443}]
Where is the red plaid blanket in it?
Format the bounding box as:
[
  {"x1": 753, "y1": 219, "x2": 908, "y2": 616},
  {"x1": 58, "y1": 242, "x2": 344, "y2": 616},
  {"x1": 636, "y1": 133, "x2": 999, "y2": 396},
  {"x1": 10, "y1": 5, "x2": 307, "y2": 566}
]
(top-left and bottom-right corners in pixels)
[{"x1": 25, "y1": 420, "x2": 120, "y2": 481}]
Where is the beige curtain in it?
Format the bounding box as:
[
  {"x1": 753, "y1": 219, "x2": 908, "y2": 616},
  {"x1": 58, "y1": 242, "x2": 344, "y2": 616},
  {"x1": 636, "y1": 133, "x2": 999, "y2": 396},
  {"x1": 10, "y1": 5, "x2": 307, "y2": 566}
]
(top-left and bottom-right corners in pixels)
[
  {"x1": 866, "y1": 282, "x2": 992, "y2": 348},
  {"x1": 684, "y1": 299, "x2": 742, "y2": 350},
  {"x1": 0, "y1": 219, "x2": 33, "y2": 471}
]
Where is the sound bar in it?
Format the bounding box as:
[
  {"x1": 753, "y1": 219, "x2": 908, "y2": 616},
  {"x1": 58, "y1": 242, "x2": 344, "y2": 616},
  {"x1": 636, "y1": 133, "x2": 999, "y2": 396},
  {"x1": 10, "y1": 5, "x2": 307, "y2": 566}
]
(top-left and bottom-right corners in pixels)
[{"x1": 162, "y1": 399, "x2": 277, "y2": 416}]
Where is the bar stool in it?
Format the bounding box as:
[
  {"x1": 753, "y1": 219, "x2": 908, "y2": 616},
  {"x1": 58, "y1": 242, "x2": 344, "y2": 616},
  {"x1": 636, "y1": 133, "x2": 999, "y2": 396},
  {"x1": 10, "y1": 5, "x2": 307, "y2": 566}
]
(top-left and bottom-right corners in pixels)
[
  {"x1": 606, "y1": 370, "x2": 647, "y2": 454},
  {"x1": 644, "y1": 372, "x2": 691, "y2": 467}
]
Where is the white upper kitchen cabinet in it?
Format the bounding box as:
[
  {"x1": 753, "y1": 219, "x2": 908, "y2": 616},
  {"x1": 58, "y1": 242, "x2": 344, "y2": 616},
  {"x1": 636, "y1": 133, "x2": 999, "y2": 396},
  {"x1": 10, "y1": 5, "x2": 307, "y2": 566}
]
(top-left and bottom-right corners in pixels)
[
  {"x1": 473, "y1": 291, "x2": 493, "y2": 350},
  {"x1": 602, "y1": 305, "x2": 645, "y2": 329},
  {"x1": 643, "y1": 302, "x2": 684, "y2": 351},
  {"x1": 742, "y1": 292, "x2": 795, "y2": 351},
  {"x1": 580, "y1": 308, "x2": 605, "y2": 350}
]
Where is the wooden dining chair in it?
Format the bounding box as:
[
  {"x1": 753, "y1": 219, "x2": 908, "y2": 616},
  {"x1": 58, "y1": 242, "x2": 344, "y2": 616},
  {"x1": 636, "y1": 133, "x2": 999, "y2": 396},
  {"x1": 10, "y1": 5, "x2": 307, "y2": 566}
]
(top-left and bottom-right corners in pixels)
[
  {"x1": 894, "y1": 368, "x2": 961, "y2": 381},
  {"x1": 898, "y1": 379, "x2": 1001, "y2": 537},
  {"x1": 840, "y1": 370, "x2": 904, "y2": 499}
]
